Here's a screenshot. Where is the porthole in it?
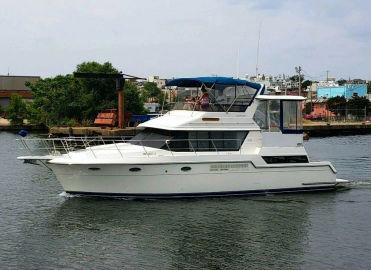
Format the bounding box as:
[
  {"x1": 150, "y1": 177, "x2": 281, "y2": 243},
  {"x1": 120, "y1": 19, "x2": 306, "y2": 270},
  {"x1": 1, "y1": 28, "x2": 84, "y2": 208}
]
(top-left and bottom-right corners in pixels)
[
  {"x1": 181, "y1": 166, "x2": 192, "y2": 172},
  {"x1": 129, "y1": 167, "x2": 141, "y2": 172},
  {"x1": 88, "y1": 167, "x2": 101, "y2": 171}
]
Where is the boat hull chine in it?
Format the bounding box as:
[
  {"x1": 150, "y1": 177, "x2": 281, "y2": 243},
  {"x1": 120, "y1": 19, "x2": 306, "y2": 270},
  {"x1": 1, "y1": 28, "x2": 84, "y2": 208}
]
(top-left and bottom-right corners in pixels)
[{"x1": 49, "y1": 161, "x2": 337, "y2": 198}]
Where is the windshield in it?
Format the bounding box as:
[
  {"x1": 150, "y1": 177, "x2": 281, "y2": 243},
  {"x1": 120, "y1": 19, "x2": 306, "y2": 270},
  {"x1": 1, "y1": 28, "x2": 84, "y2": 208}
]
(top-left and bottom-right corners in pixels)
[
  {"x1": 129, "y1": 128, "x2": 172, "y2": 149},
  {"x1": 169, "y1": 84, "x2": 258, "y2": 112}
]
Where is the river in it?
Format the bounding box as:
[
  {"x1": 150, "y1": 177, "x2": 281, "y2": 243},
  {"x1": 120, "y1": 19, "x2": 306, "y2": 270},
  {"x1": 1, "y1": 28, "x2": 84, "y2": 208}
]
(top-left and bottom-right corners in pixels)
[{"x1": 0, "y1": 132, "x2": 370, "y2": 269}]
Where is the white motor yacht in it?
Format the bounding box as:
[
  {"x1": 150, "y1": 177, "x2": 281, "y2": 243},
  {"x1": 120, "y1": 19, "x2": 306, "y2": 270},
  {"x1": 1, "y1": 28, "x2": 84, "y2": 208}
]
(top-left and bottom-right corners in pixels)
[{"x1": 18, "y1": 77, "x2": 347, "y2": 198}]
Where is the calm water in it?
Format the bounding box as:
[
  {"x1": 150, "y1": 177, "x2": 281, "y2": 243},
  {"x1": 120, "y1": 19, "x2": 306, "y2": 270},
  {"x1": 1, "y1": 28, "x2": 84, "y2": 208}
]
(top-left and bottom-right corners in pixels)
[{"x1": 0, "y1": 132, "x2": 370, "y2": 270}]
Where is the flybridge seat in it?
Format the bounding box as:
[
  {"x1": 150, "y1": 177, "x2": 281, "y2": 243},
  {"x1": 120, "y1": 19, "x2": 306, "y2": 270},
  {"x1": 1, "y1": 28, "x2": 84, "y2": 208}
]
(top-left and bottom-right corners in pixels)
[{"x1": 165, "y1": 77, "x2": 262, "y2": 113}]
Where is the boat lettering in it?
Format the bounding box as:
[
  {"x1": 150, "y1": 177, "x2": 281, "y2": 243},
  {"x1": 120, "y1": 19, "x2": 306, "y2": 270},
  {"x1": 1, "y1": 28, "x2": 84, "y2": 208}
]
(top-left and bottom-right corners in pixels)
[{"x1": 210, "y1": 163, "x2": 249, "y2": 172}]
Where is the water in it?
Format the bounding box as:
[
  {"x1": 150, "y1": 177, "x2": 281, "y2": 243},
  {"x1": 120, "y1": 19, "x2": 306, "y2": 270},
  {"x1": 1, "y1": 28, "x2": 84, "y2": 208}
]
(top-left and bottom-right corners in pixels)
[{"x1": 0, "y1": 132, "x2": 370, "y2": 269}]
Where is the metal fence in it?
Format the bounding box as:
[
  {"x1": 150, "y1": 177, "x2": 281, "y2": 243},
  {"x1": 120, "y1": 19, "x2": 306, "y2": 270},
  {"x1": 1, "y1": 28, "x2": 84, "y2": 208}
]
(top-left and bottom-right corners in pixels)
[{"x1": 305, "y1": 108, "x2": 371, "y2": 122}]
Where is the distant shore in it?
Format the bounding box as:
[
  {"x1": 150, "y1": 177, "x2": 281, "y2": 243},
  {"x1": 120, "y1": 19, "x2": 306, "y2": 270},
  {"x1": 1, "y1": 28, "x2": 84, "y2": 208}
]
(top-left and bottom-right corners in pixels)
[
  {"x1": 303, "y1": 121, "x2": 371, "y2": 136},
  {"x1": 1, "y1": 117, "x2": 370, "y2": 137}
]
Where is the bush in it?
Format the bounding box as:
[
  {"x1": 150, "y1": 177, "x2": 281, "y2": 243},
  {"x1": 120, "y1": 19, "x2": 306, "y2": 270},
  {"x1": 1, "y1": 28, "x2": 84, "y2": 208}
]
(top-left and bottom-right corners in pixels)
[{"x1": 6, "y1": 94, "x2": 29, "y2": 125}]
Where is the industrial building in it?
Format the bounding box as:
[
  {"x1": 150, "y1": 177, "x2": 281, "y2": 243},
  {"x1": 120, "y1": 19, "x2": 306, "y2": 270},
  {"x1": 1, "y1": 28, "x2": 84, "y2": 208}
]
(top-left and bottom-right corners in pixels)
[
  {"x1": 317, "y1": 84, "x2": 367, "y2": 99},
  {"x1": 0, "y1": 75, "x2": 40, "y2": 108}
]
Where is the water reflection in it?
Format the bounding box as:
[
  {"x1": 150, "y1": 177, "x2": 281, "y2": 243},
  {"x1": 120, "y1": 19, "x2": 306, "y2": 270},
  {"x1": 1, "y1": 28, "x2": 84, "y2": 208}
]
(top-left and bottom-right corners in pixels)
[{"x1": 16, "y1": 196, "x2": 313, "y2": 269}]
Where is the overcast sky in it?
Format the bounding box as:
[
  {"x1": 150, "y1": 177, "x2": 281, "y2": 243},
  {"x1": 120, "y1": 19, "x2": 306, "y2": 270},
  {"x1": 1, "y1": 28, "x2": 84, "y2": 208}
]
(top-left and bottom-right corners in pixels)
[{"x1": 0, "y1": 0, "x2": 370, "y2": 80}]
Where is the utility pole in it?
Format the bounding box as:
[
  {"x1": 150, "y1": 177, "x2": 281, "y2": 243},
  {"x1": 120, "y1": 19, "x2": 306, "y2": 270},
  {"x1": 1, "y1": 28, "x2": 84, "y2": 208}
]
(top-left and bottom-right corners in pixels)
[
  {"x1": 295, "y1": 66, "x2": 302, "y2": 96},
  {"x1": 365, "y1": 106, "x2": 367, "y2": 123},
  {"x1": 326, "y1": 70, "x2": 329, "y2": 82}
]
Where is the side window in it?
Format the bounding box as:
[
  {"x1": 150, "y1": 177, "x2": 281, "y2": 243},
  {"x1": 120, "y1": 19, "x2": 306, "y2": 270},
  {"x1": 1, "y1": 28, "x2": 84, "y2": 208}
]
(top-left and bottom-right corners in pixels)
[
  {"x1": 253, "y1": 100, "x2": 280, "y2": 132},
  {"x1": 137, "y1": 128, "x2": 248, "y2": 152},
  {"x1": 268, "y1": 100, "x2": 280, "y2": 132},
  {"x1": 182, "y1": 131, "x2": 248, "y2": 152},
  {"x1": 253, "y1": 100, "x2": 268, "y2": 130},
  {"x1": 282, "y1": 101, "x2": 303, "y2": 132}
]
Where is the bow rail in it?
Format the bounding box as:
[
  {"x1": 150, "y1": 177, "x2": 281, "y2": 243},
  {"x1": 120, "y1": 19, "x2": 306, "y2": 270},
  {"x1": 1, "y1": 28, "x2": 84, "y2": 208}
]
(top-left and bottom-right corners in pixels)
[{"x1": 17, "y1": 136, "x2": 248, "y2": 159}]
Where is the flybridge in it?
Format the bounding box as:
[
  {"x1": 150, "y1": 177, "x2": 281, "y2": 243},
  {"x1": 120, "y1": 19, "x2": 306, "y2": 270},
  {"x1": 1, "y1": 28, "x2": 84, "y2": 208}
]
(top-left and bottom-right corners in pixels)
[
  {"x1": 166, "y1": 76, "x2": 262, "y2": 90},
  {"x1": 165, "y1": 76, "x2": 263, "y2": 113}
]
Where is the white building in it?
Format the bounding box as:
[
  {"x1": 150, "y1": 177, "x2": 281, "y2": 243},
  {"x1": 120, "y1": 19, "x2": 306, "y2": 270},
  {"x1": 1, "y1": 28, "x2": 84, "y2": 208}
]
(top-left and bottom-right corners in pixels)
[{"x1": 148, "y1": 75, "x2": 166, "y2": 89}]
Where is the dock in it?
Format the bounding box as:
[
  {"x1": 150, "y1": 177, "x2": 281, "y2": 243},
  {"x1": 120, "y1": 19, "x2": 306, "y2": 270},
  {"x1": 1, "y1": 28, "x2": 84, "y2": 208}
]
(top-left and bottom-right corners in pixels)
[
  {"x1": 303, "y1": 122, "x2": 371, "y2": 136},
  {"x1": 48, "y1": 126, "x2": 138, "y2": 137}
]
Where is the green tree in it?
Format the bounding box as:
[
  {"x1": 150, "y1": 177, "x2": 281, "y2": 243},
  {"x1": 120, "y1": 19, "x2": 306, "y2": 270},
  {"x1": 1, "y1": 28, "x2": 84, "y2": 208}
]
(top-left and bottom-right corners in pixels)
[
  {"x1": 326, "y1": 96, "x2": 347, "y2": 116},
  {"x1": 157, "y1": 92, "x2": 170, "y2": 111},
  {"x1": 142, "y1": 82, "x2": 162, "y2": 102},
  {"x1": 302, "y1": 80, "x2": 312, "y2": 89},
  {"x1": 304, "y1": 102, "x2": 313, "y2": 114},
  {"x1": 26, "y1": 61, "x2": 146, "y2": 126},
  {"x1": 75, "y1": 61, "x2": 120, "y2": 119},
  {"x1": 124, "y1": 81, "x2": 146, "y2": 114},
  {"x1": 6, "y1": 94, "x2": 29, "y2": 125},
  {"x1": 338, "y1": 79, "x2": 347, "y2": 86},
  {"x1": 347, "y1": 96, "x2": 370, "y2": 116},
  {"x1": 0, "y1": 103, "x2": 3, "y2": 116},
  {"x1": 367, "y1": 81, "x2": 371, "y2": 94},
  {"x1": 27, "y1": 75, "x2": 87, "y2": 125},
  {"x1": 289, "y1": 75, "x2": 304, "y2": 82}
]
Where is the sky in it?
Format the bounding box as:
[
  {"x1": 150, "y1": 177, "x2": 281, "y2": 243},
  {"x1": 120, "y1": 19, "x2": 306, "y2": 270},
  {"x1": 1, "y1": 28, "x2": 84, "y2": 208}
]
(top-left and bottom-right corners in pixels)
[{"x1": 0, "y1": 0, "x2": 370, "y2": 80}]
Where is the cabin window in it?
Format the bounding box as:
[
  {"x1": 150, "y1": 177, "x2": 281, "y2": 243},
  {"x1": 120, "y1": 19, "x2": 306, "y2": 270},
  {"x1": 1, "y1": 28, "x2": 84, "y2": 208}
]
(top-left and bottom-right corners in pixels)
[
  {"x1": 187, "y1": 131, "x2": 248, "y2": 152},
  {"x1": 129, "y1": 128, "x2": 172, "y2": 149},
  {"x1": 282, "y1": 101, "x2": 303, "y2": 133},
  {"x1": 254, "y1": 99, "x2": 303, "y2": 133},
  {"x1": 129, "y1": 128, "x2": 248, "y2": 152},
  {"x1": 268, "y1": 100, "x2": 281, "y2": 132},
  {"x1": 253, "y1": 100, "x2": 268, "y2": 130},
  {"x1": 253, "y1": 100, "x2": 280, "y2": 132},
  {"x1": 262, "y1": 155, "x2": 309, "y2": 164}
]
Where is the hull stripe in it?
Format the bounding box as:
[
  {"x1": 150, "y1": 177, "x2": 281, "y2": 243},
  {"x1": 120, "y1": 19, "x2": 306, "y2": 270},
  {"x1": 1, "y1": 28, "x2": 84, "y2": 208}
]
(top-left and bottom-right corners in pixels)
[{"x1": 66, "y1": 185, "x2": 336, "y2": 199}]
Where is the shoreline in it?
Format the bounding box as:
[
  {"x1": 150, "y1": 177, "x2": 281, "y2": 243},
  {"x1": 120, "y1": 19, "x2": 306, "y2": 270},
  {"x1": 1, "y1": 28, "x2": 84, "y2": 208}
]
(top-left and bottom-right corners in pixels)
[{"x1": 1, "y1": 121, "x2": 371, "y2": 137}]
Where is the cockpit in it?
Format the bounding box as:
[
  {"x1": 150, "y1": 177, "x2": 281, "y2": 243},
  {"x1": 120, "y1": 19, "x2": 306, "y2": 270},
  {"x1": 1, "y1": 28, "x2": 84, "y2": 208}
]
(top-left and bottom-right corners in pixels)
[
  {"x1": 253, "y1": 96, "x2": 305, "y2": 134},
  {"x1": 165, "y1": 77, "x2": 262, "y2": 113}
]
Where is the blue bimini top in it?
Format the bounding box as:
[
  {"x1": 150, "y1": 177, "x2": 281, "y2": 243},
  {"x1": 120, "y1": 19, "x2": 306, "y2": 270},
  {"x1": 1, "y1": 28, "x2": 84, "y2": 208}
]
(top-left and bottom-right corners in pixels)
[{"x1": 166, "y1": 76, "x2": 262, "y2": 90}]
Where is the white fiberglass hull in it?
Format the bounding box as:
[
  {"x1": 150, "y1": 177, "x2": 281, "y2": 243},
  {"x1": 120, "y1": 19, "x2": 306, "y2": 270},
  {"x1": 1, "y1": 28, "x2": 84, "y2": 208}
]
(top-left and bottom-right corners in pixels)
[{"x1": 48, "y1": 161, "x2": 337, "y2": 198}]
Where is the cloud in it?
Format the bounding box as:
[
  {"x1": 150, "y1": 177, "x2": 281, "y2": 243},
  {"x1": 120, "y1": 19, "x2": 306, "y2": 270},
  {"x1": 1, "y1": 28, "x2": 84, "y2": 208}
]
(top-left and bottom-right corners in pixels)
[{"x1": 0, "y1": 0, "x2": 370, "y2": 79}]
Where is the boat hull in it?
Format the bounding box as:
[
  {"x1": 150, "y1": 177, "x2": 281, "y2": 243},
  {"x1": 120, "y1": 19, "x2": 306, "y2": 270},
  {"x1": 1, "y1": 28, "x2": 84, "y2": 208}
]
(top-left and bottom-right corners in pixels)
[{"x1": 48, "y1": 161, "x2": 337, "y2": 198}]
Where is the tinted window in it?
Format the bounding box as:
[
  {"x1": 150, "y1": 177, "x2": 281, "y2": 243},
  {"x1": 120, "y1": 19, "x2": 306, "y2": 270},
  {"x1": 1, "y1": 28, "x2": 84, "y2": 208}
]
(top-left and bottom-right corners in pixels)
[
  {"x1": 129, "y1": 128, "x2": 248, "y2": 152},
  {"x1": 262, "y1": 155, "x2": 309, "y2": 164},
  {"x1": 187, "y1": 131, "x2": 248, "y2": 152}
]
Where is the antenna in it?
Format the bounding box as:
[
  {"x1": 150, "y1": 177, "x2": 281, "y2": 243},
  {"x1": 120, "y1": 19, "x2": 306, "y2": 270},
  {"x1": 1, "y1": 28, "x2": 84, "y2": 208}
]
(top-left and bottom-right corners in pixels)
[
  {"x1": 236, "y1": 47, "x2": 240, "y2": 78},
  {"x1": 255, "y1": 21, "x2": 262, "y2": 77}
]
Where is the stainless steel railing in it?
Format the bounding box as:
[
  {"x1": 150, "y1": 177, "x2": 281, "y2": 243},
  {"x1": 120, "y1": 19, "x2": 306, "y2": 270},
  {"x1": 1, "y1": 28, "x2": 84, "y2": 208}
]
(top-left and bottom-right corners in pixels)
[{"x1": 17, "y1": 137, "x2": 245, "y2": 159}]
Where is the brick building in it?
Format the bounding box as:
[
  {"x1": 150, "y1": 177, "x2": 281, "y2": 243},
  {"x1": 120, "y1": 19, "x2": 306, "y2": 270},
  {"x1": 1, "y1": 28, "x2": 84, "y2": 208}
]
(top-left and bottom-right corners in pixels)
[{"x1": 0, "y1": 75, "x2": 40, "y2": 108}]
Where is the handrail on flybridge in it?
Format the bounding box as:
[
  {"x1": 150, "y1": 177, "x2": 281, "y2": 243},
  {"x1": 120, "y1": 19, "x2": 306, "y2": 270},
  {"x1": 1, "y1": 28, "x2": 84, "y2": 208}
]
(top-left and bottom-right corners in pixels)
[{"x1": 17, "y1": 137, "x2": 248, "y2": 159}]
